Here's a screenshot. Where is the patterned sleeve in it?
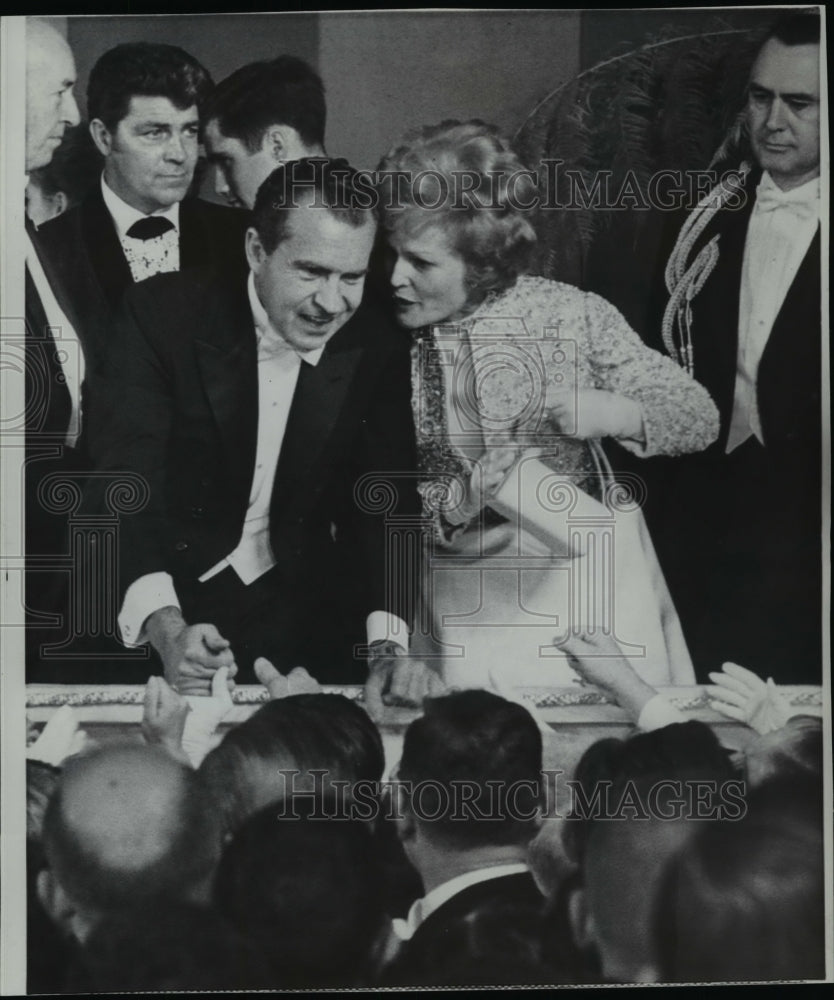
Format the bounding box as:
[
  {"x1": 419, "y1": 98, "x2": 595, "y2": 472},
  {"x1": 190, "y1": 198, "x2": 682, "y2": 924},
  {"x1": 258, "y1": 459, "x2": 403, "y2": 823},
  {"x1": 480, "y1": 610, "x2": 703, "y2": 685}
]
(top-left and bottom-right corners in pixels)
[{"x1": 579, "y1": 289, "x2": 720, "y2": 457}]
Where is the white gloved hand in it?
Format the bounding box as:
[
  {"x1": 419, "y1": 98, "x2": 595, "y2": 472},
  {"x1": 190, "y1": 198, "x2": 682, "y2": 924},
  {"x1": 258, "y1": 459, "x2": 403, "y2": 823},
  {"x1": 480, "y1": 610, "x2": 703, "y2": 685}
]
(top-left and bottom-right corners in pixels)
[
  {"x1": 705, "y1": 662, "x2": 792, "y2": 735},
  {"x1": 180, "y1": 666, "x2": 235, "y2": 766},
  {"x1": 26, "y1": 705, "x2": 88, "y2": 767}
]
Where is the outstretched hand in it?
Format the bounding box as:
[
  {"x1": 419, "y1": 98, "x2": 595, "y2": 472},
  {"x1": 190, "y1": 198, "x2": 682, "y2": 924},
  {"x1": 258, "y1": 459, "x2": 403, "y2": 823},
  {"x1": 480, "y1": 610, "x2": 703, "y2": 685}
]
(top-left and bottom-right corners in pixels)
[
  {"x1": 142, "y1": 675, "x2": 191, "y2": 761},
  {"x1": 364, "y1": 641, "x2": 445, "y2": 723},
  {"x1": 254, "y1": 658, "x2": 322, "y2": 699},
  {"x1": 27, "y1": 705, "x2": 89, "y2": 767},
  {"x1": 705, "y1": 662, "x2": 792, "y2": 735},
  {"x1": 557, "y1": 630, "x2": 658, "y2": 721}
]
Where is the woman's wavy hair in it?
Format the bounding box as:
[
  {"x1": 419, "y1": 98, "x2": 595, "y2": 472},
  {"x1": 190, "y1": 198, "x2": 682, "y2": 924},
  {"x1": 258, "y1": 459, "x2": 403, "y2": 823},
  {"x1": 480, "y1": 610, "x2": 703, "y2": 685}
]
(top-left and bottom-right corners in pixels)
[{"x1": 378, "y1": 120, "x2": 539, "y2": 306}]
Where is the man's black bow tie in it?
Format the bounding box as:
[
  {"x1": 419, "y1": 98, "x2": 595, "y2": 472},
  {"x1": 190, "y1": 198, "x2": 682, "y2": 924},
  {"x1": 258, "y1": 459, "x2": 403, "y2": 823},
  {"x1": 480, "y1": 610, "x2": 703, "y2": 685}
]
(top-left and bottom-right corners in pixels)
[{"x1": 126, "y1": 216, "x2": 175, "y2": 240}]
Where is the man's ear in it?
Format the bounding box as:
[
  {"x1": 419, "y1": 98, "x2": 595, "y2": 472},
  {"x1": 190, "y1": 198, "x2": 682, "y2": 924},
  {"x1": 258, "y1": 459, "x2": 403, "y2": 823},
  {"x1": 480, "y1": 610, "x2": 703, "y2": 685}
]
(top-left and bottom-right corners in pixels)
[
  {"x1": 51, "y1": 190, "x2": 68, "y2": 219},
  {"x1": 567, "y1": 883, "x2": 594, "y2": 951},
  {"x1": 263, "y1": 125, "x2": 308, "y2": 164},
  {"x1": 89, "y1": 118, "x2": 113, "y2": 157},
  {"x1": 392, "y1": 785, "x2": 417, "y2": 845},
  {"x1": 36, "y1": 868, "x2": 76, "y2": 937},
  {"x1": 245, "y1": 227, "x2": 266, "y2": 274},
  {"x1": 263, "y1": 126, "x2": 289, "y2": 164}
]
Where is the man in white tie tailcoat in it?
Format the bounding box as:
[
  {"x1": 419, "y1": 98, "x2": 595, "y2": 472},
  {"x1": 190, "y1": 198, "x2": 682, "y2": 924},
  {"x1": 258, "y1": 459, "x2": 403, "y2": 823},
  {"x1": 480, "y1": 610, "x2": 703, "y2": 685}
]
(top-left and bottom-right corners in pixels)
[{"x1": 645, "y1": 11, "x2": 822, "y2": 683}]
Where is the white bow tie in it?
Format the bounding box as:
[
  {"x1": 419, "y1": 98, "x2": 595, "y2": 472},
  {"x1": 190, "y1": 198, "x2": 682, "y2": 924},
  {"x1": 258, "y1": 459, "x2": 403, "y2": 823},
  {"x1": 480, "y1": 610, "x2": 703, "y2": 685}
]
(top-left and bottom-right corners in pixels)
[
  {"x1": 754, "y1": 179, "x2": 819, "y2": 223},
  {"x1": 257, "y1": 327, "x2": 299, "y2": 362}
]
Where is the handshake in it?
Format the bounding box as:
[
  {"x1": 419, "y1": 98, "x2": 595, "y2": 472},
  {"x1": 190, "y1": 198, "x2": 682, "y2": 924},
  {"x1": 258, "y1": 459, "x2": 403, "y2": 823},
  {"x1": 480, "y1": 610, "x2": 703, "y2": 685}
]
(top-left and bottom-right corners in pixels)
[
  {"x1": 144, "y1": 611, "x2": 443, "y2": 724},
  {"x1": 142, "y1": 641, "x2": 444, "y2": 765}
]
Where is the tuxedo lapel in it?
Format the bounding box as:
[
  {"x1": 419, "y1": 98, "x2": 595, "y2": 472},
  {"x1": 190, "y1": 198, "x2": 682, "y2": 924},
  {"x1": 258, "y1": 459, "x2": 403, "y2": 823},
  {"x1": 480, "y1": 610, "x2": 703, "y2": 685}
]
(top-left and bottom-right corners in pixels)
[
  {"x1": 194, "y1": 284, "x2": 259, "y2": 492},
  {"x1": 81, "y1": 187, "x2": 133, "y2": 309},
  {"x1": 694, "y1": 184, "x2": 755, "y2": 435},
  {"x1": 272, "y1": 333, "x2": 364, "y2": 518},
  {"x1": 765, "y1": 227, "x2": 820, "y2": 362},
  {"x1": 757, "y1": 227, "x2": 821, "y2": 450},
  {"x1": 25, "y1": 264, "x2": 73, "y2": 439},
  {"x1": 179, "y1": 198, "x2": 206, "y2": 270},
  {"x1": 26, "y1": 217, "x2": 86, "y2": 350}
]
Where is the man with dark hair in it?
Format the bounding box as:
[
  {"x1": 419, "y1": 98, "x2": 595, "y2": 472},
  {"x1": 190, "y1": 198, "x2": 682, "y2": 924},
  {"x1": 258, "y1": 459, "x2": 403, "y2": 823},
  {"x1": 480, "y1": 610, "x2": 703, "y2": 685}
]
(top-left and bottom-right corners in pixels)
[
  {"x1": 203, "y1": 56, "x2": 326, "y2": 210},
  {"x1": 653, "y1": 778, "x2": 825, "y2": 982},
  {"x1": 386, "y1": 690, "x2": 546, "y2": 983},
  {"x1": 36, "y1": 744, "x2": 221, "y2": 946},
  {"x1": 644, "y1": 10, "x2": 822, "y2": 683},
  {"x1": 38, "y1": 42, "x2": 248, "y2": 335},
  {"x1": 215, "y1": 799, "x2": 389, "y2": 987},
  {"x1": 71, "y1": 901, "x2": 273, "y2": 992},
  {"x1": 86, "y1": 158, "x2": 427, "y2": 712},
  {"x1": 200, "y1": 691, "x2": 386, "y2": 840}
]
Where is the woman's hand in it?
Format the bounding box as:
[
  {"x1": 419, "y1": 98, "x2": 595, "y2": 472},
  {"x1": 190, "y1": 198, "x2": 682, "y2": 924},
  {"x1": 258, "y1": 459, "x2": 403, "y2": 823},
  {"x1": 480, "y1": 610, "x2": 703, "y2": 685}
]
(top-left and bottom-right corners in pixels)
[
  {"x1": 559, "y1": 630, "x2": 658, "y2": 721},
  {"x1": 705, "y1": 662, "x2": 793, "y2": 735},
  {"x1": 549, "y1": 389, "x2": 645, "y2": 443},
  {"x1": 451, "y1": 445, "x2": 519, "y2": 522}
]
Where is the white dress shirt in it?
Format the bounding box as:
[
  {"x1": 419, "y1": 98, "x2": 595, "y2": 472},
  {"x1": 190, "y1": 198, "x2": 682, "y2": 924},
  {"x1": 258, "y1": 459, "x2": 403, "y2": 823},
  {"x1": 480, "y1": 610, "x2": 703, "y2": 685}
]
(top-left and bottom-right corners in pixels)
[
  {"x1": 100, "y1": 175, "x2": 180, "y2": 282},
  {"x1": 25, "y1": 193, "x2": 85, "y2": 448},
  {"x1": 727, "y1": 172, "x2": 819, "y2": 453},
  {"x1": 119, "y1": 273, "x2": 408, "y2": 652},
  {"x1": 198, "y1": 274, "x2": 325, "y2": 583},
  {"x1": 392, "y1": 863, "x2": 530, "y2": 942}
]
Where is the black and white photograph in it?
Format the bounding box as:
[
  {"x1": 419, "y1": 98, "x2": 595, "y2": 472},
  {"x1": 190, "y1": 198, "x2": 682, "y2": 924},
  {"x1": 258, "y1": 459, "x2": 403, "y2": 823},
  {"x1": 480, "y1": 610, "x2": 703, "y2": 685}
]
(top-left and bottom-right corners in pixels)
[{"x1": 0, "y1": 7, "x2": 830, "y2": 992}]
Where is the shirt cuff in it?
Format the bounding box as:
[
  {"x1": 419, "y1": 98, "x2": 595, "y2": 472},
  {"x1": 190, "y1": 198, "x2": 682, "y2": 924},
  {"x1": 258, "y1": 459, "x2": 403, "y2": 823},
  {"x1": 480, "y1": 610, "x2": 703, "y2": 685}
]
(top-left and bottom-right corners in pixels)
[
  {"x1": 366, "y1": 611, "x2": 410, "y2": 650},
  {"x1": 119, "y1": 572, "x2": 181, "y2": 646},
  {"x1": 637, "y1": 694, "x2": 685, "y2": 731}
]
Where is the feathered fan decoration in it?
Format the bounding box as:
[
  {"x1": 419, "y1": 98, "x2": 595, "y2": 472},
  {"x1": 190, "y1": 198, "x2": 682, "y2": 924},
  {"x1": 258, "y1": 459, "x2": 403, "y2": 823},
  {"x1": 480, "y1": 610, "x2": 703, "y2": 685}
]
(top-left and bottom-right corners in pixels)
[{"x1": 514, "y1": 16, "x2": 772, "y2": 290}]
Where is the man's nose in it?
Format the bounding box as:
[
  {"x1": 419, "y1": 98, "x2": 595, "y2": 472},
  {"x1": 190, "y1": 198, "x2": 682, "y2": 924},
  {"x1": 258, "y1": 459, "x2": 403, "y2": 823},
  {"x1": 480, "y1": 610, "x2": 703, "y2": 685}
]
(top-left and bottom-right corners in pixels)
[
  {"x1": 165, "y1": 132, "x2": 187, "y2": 162},
  {"x1": 313, "y1": 277, "x2": 344, "y2": 314},
  {"x1": 62, "y1": 89, "x2": 80, "y2": 127},
  {"x1": 215, "y1": 167, "x2": 230, "y2": 198},
  {"x1": 765, "y1": 98, "x2": 788, "y2": 131}
]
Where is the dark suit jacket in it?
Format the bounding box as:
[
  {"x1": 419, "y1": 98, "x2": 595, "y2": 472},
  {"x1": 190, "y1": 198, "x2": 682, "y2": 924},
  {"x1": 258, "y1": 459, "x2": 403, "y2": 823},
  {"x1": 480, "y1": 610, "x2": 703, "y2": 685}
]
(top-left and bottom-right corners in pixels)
[
  {"x1": 85, "y1": 269, "x2": 419, "y2": 677},
  {"x1": 652, "y1": 168, "x2": 820, "y2": 462},
  {"x1": 25, "y1": 218, "x2": 82, "y2": 446},
  {"x1": 638, "y1": 169, "x2": 822, "y2": 681},
  {"x1": 24, "y1": 223, "x2": 87, "y2": 650},
  {"x1": 37, "y1": 186, "x2": 250, "y2": 373},
  {"x1": 385, "y1": 871, "x2": 546, "y2": 985}
]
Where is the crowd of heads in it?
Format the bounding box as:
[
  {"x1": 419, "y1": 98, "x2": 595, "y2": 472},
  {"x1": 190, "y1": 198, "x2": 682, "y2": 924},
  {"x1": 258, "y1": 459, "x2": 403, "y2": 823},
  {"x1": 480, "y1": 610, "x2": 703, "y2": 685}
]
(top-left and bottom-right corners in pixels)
[{"x1": 26, "y1": 684, "x2": 825, "y2": 990}]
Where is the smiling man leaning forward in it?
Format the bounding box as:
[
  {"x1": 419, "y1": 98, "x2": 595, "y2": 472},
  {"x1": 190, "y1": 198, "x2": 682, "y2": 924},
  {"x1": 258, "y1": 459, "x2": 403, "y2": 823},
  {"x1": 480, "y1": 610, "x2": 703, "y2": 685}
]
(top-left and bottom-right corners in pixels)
[{"x1": 83, "y1": 159, "x2": 428, "y2": 714}]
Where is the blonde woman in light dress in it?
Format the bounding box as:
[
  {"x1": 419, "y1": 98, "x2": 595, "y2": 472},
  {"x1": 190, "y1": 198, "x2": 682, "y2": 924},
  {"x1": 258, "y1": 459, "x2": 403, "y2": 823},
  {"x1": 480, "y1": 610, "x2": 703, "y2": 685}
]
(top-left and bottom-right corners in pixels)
[{"x1": 378, "y1": 120, "x2": 719, "y2": 691}]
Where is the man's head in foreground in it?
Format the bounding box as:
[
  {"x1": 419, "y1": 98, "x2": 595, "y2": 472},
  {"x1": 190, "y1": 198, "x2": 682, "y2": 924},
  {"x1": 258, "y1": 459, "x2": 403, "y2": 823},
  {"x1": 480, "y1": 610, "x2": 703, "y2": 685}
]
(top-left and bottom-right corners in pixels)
[
  {"x1": 395, "y1": 689, "x2": 543, "y2": 885},
  {"x1": 38, "y1": 744, "x2": 221, "y2": 944}
]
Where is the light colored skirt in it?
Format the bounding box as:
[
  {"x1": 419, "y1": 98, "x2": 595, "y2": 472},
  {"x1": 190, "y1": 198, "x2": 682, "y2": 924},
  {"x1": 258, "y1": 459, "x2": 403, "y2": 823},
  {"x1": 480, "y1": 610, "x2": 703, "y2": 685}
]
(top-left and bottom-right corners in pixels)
[{"x1": 412, "y1": 452, "x2": 695, "y2": 690}]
